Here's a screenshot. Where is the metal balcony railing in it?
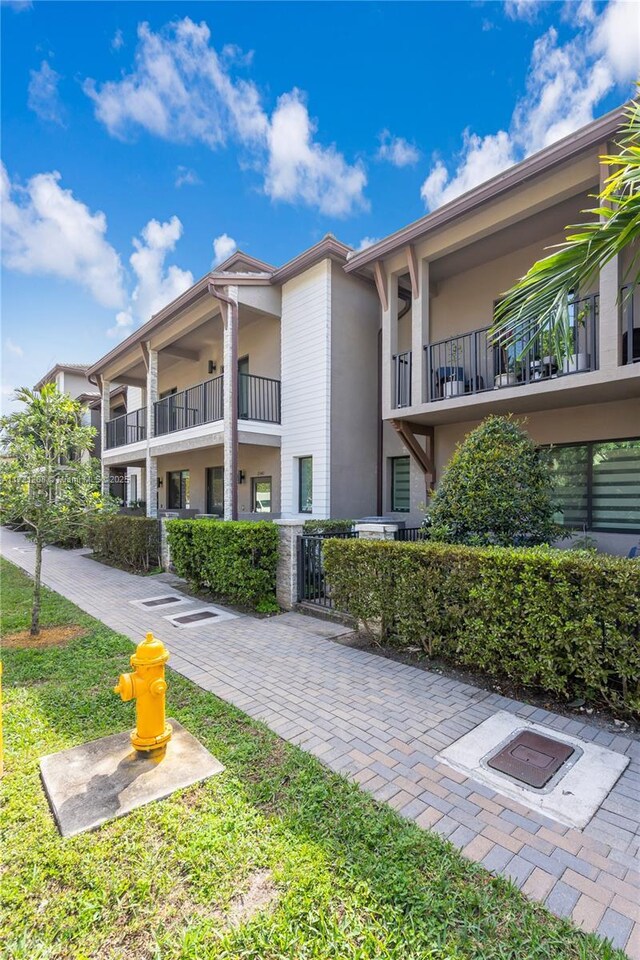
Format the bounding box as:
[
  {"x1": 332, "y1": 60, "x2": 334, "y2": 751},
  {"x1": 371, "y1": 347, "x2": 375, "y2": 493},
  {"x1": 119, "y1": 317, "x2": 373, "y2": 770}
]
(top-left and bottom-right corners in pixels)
[
  {"x1": 238, "y1": 373, "x2": 281, "y2": 423},
  {"x1": 154, "y1": 375, "x2": 223, "y2": 437},
  {"x1": 105, "y1": 406, "x2": 146, "y2": 449},
  {"x1": 621, "y1": 285, "x2": 640, "y2": 365},
  {"x1": 393, "y1": 352, "x2": 412, "y2": 408},
  {"x1": 426, "y1": 295, "x2": 598, "y2": 402}
]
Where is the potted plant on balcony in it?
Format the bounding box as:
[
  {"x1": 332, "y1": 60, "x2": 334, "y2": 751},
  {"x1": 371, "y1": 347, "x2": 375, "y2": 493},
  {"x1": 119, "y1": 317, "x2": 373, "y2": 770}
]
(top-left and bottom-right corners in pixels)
[
  {"x1": 444, "y1": 342, "x2": 465, "y2": 397},
  {"x1": 562, "y1": 300, "x2": 590, "y2": 373},
  {"x1": 494, "y1": 341, "x2": 518, "y2": 388}
]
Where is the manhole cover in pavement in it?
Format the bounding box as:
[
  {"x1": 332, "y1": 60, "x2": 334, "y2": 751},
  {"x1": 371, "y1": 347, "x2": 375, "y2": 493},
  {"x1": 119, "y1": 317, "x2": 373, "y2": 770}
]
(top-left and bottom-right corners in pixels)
[
  {"x1": 487, "y1": 730, "x2": 575, "y2": 788},
  {"x1": 172, "y1": 610, "x2": 219, "y2": 625},
  {"x1": 140, "y1": 596, "x2": 182, "y2": 607}
]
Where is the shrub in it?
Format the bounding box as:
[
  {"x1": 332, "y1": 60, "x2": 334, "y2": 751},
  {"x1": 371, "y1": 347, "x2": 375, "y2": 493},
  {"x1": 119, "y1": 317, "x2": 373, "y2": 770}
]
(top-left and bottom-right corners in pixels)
[
  {"x1": 303, "y1": 518, "x2": 354, "y2": 535},
  {"x1": 323, "y1": 538, "x2": 640, "y2": 714},
  {"x1": 86, "y1": 515, "x2": 160, "y2": 572},
  {"x1": 426, "y1": 415, "x2": 561, "y2": 546},
  {"x1": 167, "y1": 519, "x2": 278, "y2": 610}
]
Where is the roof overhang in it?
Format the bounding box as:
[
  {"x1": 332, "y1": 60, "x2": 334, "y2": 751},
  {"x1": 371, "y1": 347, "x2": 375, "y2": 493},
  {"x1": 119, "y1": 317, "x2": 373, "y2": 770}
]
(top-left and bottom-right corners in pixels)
[{"x1": 344, "y1": 103, "x2": 628, "y2": 273}]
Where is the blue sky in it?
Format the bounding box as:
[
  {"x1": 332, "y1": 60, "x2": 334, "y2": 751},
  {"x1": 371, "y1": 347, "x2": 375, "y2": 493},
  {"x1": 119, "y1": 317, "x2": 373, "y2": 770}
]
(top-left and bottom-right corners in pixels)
[{"x1": 1, "y1": 0, "x2": 637, "y2": 407}]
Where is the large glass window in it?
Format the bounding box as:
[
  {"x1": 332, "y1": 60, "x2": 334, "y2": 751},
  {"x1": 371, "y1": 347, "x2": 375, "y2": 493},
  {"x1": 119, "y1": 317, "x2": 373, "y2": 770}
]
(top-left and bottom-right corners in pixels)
[
  {"x1": 252, "y1": 477, "x2": 272, "y2": 513},
  {"x1": 541, "y1": 439, "x2": 640, "y2": 533},
  {"x1": 391, "y1": 456, "x2": 410, "y2": 512},
  {"x1": 167, "y1": 470, "x2": 190, "y2": 510},
  {"x1": 205, "y1": 466, "x2": 223, "y2": 516},
  {"x1": 299, "y1": 457, "x2": 312, "y2": 513}
]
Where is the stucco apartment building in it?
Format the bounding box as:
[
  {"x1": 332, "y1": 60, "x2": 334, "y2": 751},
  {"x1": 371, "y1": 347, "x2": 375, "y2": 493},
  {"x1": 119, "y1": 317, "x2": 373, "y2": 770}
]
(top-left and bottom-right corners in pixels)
[
  {"x1": 88, "y1": 104, "x2": 639, "y2": 553},
  {"x1": 33, "y1": 363, "x2": 102, "y2": 459}
]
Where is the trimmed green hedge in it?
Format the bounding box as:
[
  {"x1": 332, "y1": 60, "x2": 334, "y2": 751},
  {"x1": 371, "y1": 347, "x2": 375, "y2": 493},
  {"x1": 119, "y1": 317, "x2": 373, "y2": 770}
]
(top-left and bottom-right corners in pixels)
[
  {"x1": 86, "y1": 515, "x2": 160, "y2": 572},
  {"x1": 303, "y1": 518, "x2": 354, "y2": 534},
  {"x1": 167, "y1": 519, "x2": 278, "y2": 611},
  {"x1": 323, "y1": 539, "x2": 640, "y2": 714}
]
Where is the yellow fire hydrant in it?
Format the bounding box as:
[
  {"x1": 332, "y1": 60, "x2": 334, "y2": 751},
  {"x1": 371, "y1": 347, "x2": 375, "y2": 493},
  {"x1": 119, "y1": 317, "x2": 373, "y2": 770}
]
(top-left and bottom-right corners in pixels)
[{"x1": 114, "y1": 632, "x2": 172, "y2": 754}]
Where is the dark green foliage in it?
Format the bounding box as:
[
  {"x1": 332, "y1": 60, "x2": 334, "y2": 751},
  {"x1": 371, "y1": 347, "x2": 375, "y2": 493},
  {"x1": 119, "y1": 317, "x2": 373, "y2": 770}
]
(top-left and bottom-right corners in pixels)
[
  {"x1": 426, "y1": 415, "x2": 561, "y2": 546},
  {"x1": 303, "y1": 518, "x2": 354, "y2": 534},
  {"x1": 86, "y1": 514, "x2": 160, "y2": 572},
  {"x1": 167, "y1": 519, "x2": 278, "y2": 610},
  {"x1": 324, "y1": 538, "x2": 640, "y2": 714}
]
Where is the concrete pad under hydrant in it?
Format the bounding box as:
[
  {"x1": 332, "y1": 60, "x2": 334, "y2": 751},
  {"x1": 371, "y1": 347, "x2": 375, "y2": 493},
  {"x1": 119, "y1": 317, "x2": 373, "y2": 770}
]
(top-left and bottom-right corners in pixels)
[{"x1": 40, "y1": 720, "x2": 224, "y2": 837}]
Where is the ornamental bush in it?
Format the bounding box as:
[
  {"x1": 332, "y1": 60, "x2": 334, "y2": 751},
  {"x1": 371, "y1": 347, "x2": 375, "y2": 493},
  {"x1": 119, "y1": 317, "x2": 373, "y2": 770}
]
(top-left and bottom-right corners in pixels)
[
  {"x1": 323, "y1": 538, "x2": 640, "y2": 714},
  {"x1": 426, "y1": 415, "x2": 561, "y2": 546},
  {"x1": 303, "y1": 518, "x2": 354, "y2": 535},
  {"x1": 166, "y1": 519, "x2": 278, "y2": 611},
  {"x1": 87, "y1": 515, "x2": 160, "y2": 572}
]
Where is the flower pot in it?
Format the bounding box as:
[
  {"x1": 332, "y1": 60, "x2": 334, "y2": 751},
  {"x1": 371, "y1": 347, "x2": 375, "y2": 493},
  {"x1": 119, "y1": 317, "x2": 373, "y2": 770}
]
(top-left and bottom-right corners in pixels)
[
  {"x1": 562, "y1": 352, "x2": 589, "y2": 373},
  {"x1": 494, "y1": 373, "x2": 517, "y2": 389},
  {"x1": 444, "y1": 380, "x2": 464, "y2": 398}
]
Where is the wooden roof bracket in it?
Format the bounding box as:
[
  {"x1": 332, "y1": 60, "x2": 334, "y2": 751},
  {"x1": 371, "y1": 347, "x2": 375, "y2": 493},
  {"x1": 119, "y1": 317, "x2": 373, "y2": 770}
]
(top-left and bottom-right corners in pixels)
[{"x1": 391, "y1": 419, "x2": 435, "y2": 491}]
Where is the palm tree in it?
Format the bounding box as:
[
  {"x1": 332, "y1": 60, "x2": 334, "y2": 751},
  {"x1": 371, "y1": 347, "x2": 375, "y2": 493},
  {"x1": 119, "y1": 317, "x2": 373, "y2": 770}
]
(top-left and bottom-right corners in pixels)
[{"x1": 491, "y1": 90, "x2": 639, "y2": 358}]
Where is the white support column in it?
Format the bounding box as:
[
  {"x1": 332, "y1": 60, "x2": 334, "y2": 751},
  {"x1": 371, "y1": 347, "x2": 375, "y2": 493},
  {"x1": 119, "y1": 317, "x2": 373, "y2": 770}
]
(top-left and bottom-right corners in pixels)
[
  {"x1": 380, "y1": 265, "x2": 398, "y2": 419},
  {"x1": 145, "y1": 345, "x2": 158, "y2": 517},
  {"x1": 222, "y1": 287, "x2": 239, "y2": 521},
  {"x1": 411, "y1": 259, "x2": 430, "y2": 405},
  {"x1": 598, "y1": 142, "x2": 620, "y2": 374}
]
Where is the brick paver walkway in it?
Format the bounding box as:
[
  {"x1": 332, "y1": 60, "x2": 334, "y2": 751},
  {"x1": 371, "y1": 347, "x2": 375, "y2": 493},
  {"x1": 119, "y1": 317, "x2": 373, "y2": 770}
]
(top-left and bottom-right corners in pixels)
[{"x1": 2, "y1": 528, "x2": 639, "y2": 956}]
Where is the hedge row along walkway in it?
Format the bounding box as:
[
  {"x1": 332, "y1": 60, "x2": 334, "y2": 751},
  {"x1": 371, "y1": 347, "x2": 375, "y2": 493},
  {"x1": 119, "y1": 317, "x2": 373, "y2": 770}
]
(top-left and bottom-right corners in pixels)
[{"x1": 2, "y1": 527, "x2": 639, "y2": 957}]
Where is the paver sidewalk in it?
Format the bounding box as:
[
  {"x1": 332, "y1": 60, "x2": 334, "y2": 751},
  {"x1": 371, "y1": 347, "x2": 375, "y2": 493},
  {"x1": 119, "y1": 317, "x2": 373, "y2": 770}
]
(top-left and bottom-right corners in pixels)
[{"x1": 2, "y1": 528, "x2": 639, "y2": 956}]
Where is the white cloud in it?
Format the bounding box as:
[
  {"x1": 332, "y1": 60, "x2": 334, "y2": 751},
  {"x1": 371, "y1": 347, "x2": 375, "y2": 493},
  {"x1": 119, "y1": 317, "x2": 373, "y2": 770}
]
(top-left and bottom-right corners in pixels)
[
  {"x1": 377, "y1": 130, "x2": 419, "y2": 167},
  {"x1": 504, "y1": 0, "x2": 544, "y2": 21},
  {"x1": 356, "y1": 236, "x2": 380, "y2": 251},
  {"x1": 108, "y1": 216, "x2": 193, "y2": 337},
  {"x1": 421, "y1": 130, "x2": 515, "y2": 209},
  {"x1": 5, "y1": 338, "x2": 23, "y2": 357},
  {"x1": 266, "y1": 89, "x2": 367, "y2": 216},
  {"x1": 85, "y1": 18, "x2": 367, "y2": 216},
  {"x1": 28, "y1": 60, "x2": 64, "y2": 125},
  {"x1": 1, "y1": 1, "x2": 33, "y2": 11},
  {"x1": 212, "y1": 233, "x2": 237, "y2": 266},
  {"x1": 175, "y1": 165, "x2": 201, "y2": 187},
  {"x1": 420, "y1": 0, "x2": 639, "y2": 211},
  {"x1": 1, "y1": 163, "x2": 126, "y2": 308},
  {"x1": 112, "y1": 29, "x2": 124, "y2": 51}
]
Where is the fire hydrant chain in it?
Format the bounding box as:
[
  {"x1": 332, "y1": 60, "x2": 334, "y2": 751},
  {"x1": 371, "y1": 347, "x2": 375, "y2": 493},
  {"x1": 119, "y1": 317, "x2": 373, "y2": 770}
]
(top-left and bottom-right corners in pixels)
[{"x1": 114, "y1": 632, "x2": 172, "y2": 754}]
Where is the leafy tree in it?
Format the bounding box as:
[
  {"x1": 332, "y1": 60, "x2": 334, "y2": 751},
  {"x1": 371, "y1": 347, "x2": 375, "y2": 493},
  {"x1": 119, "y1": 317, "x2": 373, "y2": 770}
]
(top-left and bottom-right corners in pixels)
[
  {"x1": 0, "y1": 385, "x2": 117, "y2": 636},
  {"x1": 425, "y1": 416, "x2": 561, "y2": 547},
  {"x1": 491, "y1": 90, "x2": 639, "y2": 358}
]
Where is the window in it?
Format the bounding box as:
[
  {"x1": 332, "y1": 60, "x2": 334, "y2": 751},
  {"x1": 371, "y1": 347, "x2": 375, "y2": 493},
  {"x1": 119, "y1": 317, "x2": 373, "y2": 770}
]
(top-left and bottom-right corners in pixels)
[
  {"x1": 252, "y1": 476, "x2": 272, "y2": 513},
  {"x1": 541, "y1": 439, "x2": 640, "y2": 533},
  {"x1": 129, "y1": 474, "x2": 138, "y2": 505},
  {"x1": 391, "y1": 456, "x2": 410, "y2": 512},
  {"x1": 205, "y1": 466, "x2": 223, "y2": 516},
  {"x1": 167, "y1": 470, "x2": 190, "y2": 510},
  {"x1": 299, "y1": 457, "x2": 313, "y2": 513}
]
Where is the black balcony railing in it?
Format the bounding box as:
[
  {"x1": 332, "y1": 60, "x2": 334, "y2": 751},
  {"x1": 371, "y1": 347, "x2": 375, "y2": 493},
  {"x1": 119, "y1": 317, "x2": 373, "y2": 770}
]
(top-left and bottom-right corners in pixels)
[
  {"x1": 105, "y1": 406, "x2": 146, "y2": 449},
  {"x1": 393, "y1": 351, "x2": 412, "y2": 408},
  {"x1": 621, "y1": 285, "x2": 640, "y2": 364},
  {"x1": 154, "y1": 375, "x2": 223, "y2": 436},
  {"x1": 152, "y1": 373, "x2": 281, "y2": 438},
  {"x1": 426, "y1": 295, "x2": 598, "y2": 402},
  {"x1": 238, "y1": 373, "x2": 281, "y2": 423}
]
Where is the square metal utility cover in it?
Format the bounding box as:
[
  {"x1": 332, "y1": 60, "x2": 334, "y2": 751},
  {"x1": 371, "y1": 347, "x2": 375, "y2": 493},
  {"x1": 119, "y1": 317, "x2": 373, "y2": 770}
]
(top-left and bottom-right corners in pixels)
[
  {"x1": 172, "y1": 610, "x2": 219, "y2": 625},
  {"x1": 163, "y1": 604, "x2": 237, "y2": 628},
  {"x1": 487, "y1": 730, "x2": 574, "y2": 788}
]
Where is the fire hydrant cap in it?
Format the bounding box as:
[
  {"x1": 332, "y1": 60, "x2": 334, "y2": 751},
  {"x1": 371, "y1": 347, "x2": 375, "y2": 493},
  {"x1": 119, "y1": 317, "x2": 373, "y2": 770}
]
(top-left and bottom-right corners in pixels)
[{"x1": 131, "y1": 632, "x2": 170, "y2": 667}]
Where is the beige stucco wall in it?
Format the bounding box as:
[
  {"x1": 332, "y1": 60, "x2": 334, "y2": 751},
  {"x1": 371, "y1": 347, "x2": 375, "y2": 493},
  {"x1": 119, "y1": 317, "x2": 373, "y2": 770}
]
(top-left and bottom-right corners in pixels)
[
  {"x1": 156, "y1": 311, "x2": 280, "y2": 397},
  {"x1": 155, "y1": 444, "x2": 280, "y2": 515},
  {"x1": 428, "y1": 232, "x2": 598, "y2": 343},
  {"x1": 329, "y1": 264, "x2": 380, "y2": 519},
  {"x1": 383, "y1": 397, "x2": 640, "y2": 553}
]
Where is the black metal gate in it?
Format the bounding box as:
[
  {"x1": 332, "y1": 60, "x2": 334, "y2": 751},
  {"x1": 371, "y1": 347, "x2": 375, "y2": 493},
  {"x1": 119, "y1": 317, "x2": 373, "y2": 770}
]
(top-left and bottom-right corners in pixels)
[{"x1": 297, "y1": 531, "x2": 357, "y2": 608}]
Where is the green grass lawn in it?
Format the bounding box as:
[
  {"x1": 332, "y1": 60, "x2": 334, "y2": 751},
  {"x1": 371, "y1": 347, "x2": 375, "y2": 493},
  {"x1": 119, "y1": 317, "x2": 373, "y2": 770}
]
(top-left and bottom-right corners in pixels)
[{"x1": 0, "y1": 558, "x2": 625, "y2": 960}]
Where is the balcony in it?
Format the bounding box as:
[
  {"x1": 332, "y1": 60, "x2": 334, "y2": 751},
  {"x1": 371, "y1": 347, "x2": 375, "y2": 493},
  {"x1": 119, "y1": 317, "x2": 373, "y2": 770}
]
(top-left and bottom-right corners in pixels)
[
  {"x1": 105, "y1": 406, "x2": 146, "y2": 449},
  {"x1": 621, "y1": 285, "x2": 640, "y2": 365},
  {"x1": 425, "y1": 295, "x2": 598, "y2": 403},
  {"x1": 154, "y1": 375, "x2": 224, "y2": 436},
  {"x1": 393, "y1": 352, "x2": 412, "y2": 408}
]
